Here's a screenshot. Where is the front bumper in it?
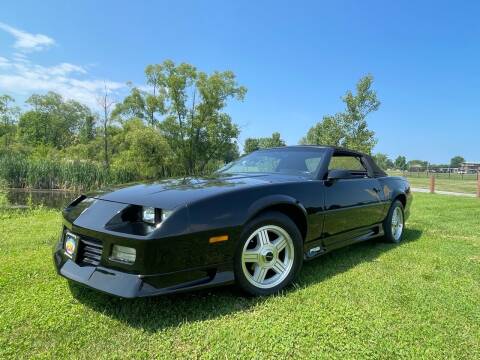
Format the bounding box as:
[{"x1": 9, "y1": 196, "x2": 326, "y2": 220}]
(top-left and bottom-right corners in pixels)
[{"x1": 53, "y1": 240, "x2": 234, "y2": 298}]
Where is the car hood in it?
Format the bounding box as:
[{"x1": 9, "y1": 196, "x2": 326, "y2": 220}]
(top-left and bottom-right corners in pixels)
[{"x1": 88, "y1": 173, "x2": 306, "y2": 209}]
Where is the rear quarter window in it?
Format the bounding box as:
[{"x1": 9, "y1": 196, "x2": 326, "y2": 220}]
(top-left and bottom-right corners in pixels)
[{"x1": 328, "y1": 156, "x2": 366, "y2": 171}]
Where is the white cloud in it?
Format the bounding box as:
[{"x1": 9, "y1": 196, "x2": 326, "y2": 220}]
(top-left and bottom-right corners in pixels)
[
  {"x1": 0, "y1": 22, "x2": 126, "y2": 109},
  {"x1": 0, "y1": 59, "x2": 125, "y2": 108},
  {"x1": 0, "y1": 56, "x2": 9, "y2": 68},
  {"x1": 0, "y1": 22, "x2": 55, "y2": 52}
]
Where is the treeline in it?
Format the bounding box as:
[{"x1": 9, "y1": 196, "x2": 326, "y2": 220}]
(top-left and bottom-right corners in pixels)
[
  {"x1": 372, "y1": 154, "x2": 467, "y2": 171},
  {"x1": 0, "y1": 60, "x2": 246, "y2": 190},
  {"x1": 0, "y1": 61, "x2": 384, "y2": 190}
]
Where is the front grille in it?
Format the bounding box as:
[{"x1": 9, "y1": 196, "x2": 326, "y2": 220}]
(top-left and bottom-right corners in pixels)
[{"x1": 77, "y1": 236, "x2": 103, "y2": 266}]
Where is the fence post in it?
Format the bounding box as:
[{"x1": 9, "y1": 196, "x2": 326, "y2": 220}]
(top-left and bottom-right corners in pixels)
[
  {"x1": 430, "y1": 175, "x2": 435, "y2": 194},
  {"x1": 477, "y1": 171, "x2": 480, "y2": 198}
]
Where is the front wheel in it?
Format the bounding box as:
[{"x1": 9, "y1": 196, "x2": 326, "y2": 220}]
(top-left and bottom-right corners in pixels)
[
  {"x1": 383, "y1": 200, "x2": 405, "y2": 243},
  {"x1": 234, "y1": 211, "x2": 303, "y2": 296}
]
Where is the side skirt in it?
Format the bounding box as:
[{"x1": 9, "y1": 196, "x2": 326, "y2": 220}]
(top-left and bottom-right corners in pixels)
[{"x1": 303, "y1": 223, "x2": 384, "y2": 261}]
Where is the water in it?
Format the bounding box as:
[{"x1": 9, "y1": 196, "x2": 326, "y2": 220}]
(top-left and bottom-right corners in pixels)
[{"x1": 4, "y1": 189, "x2": 79, "y2": 209}]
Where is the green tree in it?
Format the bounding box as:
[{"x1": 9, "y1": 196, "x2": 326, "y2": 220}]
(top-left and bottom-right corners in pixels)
[
  {"x1": 143, "y1": 60, "x2": 246, "y2": 174},
  {"x1": 79, "y1": 115, "x2": 96, "y2": 144},
  {"x1": 111, "y1": 119, "x2": 171, "y2": 178},
  {"x1": 394, "y1": 155, "x2": 407, "y2": 170},
  {"x1": 111, "y1": 84, "x2": 163, "y2": 127},
  {"x1": 373, "y1": 153, "x2": 393, "y2": 170},
  {"x1": 450, "y1": 155, "x2": 465, "y2": 168},
  {"x1": 18, "y1": 92, "x2": 93, "y2": 148},
  {"x1": 222, "y1": 142, "x2": 240, "y2": 163},
  {"x1": 0, "y1": 95, "x2": 20, "y2": 147},
  {"x1": 408, "y1": 159, "x2": 428, "y2": 170},
  {"x1": 300, "y1": 114, "x2": 344, "y2": 149},
  {"x1": 244, "y1": 138, "x2": 260, "y2": 154},
  {"x1": 301, "y1": 75, "x2": 380, "y2": 154},
  {"x1": 243, "y1": 132, "x2": 286, "y2": 154}
]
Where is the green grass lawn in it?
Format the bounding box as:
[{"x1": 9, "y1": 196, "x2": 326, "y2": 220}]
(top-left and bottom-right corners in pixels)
[
  {"x1": 389, "y1": 171, "x2": 478, "y2": 194},
  {"x1": 1, "y1": 194, "x2": 479, "y2": 359},
  {"x1": 407, "y1": 176, "x2": 478, "y2": 194}
]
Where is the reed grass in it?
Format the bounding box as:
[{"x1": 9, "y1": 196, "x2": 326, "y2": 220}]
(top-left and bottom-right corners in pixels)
[{"x1": 0, "y1": 153, "x2": 139, "y2": 191}]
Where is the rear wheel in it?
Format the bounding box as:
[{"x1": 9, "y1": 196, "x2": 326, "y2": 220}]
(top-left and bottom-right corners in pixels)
[
  {"x1": 383, "y1": 200, "x2": 405, "y2": 243},
  {"x1": 234, "y1": 211, "x2": 303, "y2": 296}
]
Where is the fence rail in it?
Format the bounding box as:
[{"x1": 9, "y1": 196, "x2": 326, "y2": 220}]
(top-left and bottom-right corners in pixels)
[{"x1": 392, "y1": 170, "x2": 479, "y2": 181}]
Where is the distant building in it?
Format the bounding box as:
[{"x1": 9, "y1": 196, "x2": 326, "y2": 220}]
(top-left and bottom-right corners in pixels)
[{"x1": 460, "y1": 162, "x2": 480, "y2": 174}]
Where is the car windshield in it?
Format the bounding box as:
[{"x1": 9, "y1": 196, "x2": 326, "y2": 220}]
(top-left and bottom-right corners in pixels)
[{"x1": 217, "y1": 148, "x2": 326, "y2": 178}]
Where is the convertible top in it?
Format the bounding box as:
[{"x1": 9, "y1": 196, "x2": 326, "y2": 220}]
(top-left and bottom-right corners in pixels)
[{"x1": 257, "y1": 145, "x2": 388, "y2": 178}]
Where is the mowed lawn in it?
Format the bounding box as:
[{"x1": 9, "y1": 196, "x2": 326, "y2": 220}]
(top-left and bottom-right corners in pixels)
[
  {"x1": 0, "y1": 193, "x2": 479, "y2": 359},
  {"x1": 388, "y1": 171, "x2": 479, "y2": 194},
  {"x1": 407, "y1": 176, "x2": 478, "y2": 194}
]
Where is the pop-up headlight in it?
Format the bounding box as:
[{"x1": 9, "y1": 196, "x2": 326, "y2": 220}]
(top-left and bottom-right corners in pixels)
[
  {"x1": 141, "y1": 207, "x2": 171, "y2": 226},
  {"x1": 161, "y1": 209, "x2": 173, "y2": 221},
  {"x1": 142, "y1": 207, "x2": 157, "y2": 225}
]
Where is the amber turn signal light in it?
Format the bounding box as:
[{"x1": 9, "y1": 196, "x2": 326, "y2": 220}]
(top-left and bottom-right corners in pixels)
[{"x1": 209, "y1": 235, "x2": 229, "y2": 243}]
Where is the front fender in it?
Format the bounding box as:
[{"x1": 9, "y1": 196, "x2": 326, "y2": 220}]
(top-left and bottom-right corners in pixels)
[{"x1": 246, "y1": 194, "x2": 307, "y2": 222}]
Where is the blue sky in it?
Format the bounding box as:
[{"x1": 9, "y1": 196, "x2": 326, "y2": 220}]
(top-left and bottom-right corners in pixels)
[{"x1": 1, "y1": 0, "x2": 479, "y2": 163}]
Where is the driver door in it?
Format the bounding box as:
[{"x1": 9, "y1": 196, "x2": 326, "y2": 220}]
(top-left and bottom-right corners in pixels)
[{"x1": 322, "y1": 153, "x2": 384, "y2": 249}]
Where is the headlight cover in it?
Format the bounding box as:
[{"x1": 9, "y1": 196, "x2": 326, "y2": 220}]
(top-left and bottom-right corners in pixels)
[{"x1": 111, "y1": 245, "x2": 136, "y2": 264}]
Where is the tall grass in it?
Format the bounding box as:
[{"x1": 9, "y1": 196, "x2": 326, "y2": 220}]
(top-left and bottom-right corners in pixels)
[{"x1": 0, "y1": 153, "x2": 139, "y2": 191}]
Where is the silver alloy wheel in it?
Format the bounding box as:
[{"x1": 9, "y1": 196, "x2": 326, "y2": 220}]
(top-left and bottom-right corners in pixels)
[
  {"x1": 241, "y1": 225, "x2": 295, "y2": 289},
  {"x1": 391, "y1": 206, "x2": 404, "y2": 241}
]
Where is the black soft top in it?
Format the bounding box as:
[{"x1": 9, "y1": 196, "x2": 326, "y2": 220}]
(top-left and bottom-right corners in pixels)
[{"x1": 259, "y1": 145, "x2": 388, "y2": 178}]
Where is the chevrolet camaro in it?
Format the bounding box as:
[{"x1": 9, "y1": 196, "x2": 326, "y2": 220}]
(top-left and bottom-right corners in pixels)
[{"x1": 54, "y1": 146, "x2": 412, "y2": 297}]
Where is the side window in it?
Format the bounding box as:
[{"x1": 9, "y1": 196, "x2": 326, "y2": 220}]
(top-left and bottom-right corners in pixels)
[
  {"x1": 305, "y1": 157, "x2": 322, "y2": 173},
  {"x1": 328, "y1": 155, "x2": 368, "y2": 176}
]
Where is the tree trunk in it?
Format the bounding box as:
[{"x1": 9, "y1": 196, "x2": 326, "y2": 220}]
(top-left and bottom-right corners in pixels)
[
  {"x1": 104, "y1": 123, "x2": 109, "y2": 169},
  {"x1": 104, "y1": 104, "x2": 109, "y2": 170}
]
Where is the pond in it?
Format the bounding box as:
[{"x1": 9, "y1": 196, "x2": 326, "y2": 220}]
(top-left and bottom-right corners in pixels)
[{"x1": 3, "y1": 189, "x2": 79, "y2": 210}]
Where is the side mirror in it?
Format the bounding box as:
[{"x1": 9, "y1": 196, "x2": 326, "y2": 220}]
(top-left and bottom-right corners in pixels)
[{"x1": 327, "y1": 169, "x2": 352, "y2": 181}]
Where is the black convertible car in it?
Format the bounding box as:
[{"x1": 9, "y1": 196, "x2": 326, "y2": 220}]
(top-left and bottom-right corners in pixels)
[{"x1": 54, "y1": 146, "x2": 411, "y2": 297}]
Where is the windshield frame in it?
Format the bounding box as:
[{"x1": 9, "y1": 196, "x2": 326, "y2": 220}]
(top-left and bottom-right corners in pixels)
[{"x1": 216, "y1": 147, "x2": 329, "y2": 180}]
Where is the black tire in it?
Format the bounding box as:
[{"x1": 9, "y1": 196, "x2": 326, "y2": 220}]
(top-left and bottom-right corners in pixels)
[
  {"x1": 383, "y1": 200, "x2": 405, "y2": 243},
  {"x1": 234, "y1": 211, "x2": 303, "y2": 296}
]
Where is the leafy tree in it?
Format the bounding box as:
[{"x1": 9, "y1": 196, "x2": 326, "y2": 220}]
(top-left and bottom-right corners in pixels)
[
  {"x1": 450, "y1": 155, "x2": 465, "y2": 168},
  {"x1": 144, "y1": 60, "x2": 246, "y2": 174},
  {"x1": 300, "y1": 114, "x2": 343, "y2": 149},
  {"x1": 244, "y1": 138, "x2": 260, "y2": 154},
  {"x1": 394, "y1": 155, "x2": 407, "y2": 170},
  {"x1": 222, "y1": 142, "x2": 240, "y2": 163},
  {"x1": 408, "y1": 160, "x2": 428, "y2": 170},
  {"x1": 112, "y1": 84, "x2": 163, "y2": 127},
  {"x1": 79, "y1": 115, "x2": 96, "y2": 144},
  {"x1": 373, "y1": 153, "x2": 393, "y2": 170},
  {"x1": 18, "y1": 92, "x2": 93, "y2": 149},
  {"x1": 301, "y1": 75, "x2": 380, "y2": 154},
  {"x1": 0, "y1": 95, "x2": 20, "y2": 147},
  {"x1": 243, "y1": 132, "x2": 286, "y2": 154},
  {"x1": 111, "y1": 119, "x2": 171, "y2": 178}
]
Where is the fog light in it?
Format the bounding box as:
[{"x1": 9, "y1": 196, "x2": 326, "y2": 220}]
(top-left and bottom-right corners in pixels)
[
  {"x1": 64, "y1": 232, "x2": 77, "y2": 258},
  {"x1": 111, "y1": 245, "x2": 136, "y2": 264}
]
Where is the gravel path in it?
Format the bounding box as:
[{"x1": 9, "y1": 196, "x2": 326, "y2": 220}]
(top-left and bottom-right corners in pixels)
[{"x1": 411, "y1": 187, "x2": 477, "y2": 198}]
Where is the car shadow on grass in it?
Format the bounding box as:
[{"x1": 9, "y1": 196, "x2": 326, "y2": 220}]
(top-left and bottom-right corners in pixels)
[{"x1": 69, "y1": 228, "x2": 422, "y2": 332}]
